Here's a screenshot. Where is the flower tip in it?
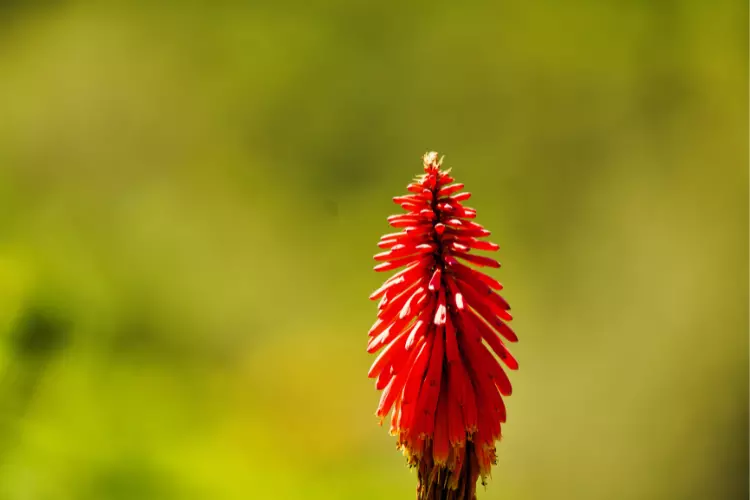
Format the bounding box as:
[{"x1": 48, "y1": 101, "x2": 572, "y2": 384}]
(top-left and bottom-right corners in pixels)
[{"x1": 423, "y1": 151, "x2": 442, "y2": 172}]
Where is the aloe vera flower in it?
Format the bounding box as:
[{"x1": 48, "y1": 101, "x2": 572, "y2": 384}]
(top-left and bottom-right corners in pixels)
[{"x1": 367, "y1": 152, "x2": 518, "y2": 500}]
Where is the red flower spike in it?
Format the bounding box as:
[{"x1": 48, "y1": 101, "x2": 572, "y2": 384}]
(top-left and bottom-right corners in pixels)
[{"x1": 367, "y1": 152, "x2": 518, "y2": 500}]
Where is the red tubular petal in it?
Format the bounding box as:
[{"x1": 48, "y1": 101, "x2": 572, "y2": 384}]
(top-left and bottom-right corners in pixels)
[
  {"x1": 368, "y1": 317, "x2": 387, "y2": 338},
  {"x1": 465, "y1": 311, "x2": 518, "y2": 370},
  {"x1": 466, "y1": 238, "x2": 497, "y2": 251},
  {"x1": 451, "y1": 358, "x2": 477, "y2": 432},
  {"x1": 405, "y1": 225, "x2": 432, "y2": 237},
  {"x1": 373, "y1": 249, "x2": 405, "y2": 262},
  {"x1": 455, "y1": 208, "x2": 477, "y2": 219},
  {"x1": 496, "y1": 392, "x2": 507, "y2": 424},
  {"x1": 376, "y1": 373, "x2": 407, "y2": 421},
  {"x1": 482, "y1": 347, "x2": 512, "y2": 397},
  {"x1": 432, "y1": 389, "x2": 450, "y2": 465},
  {"x1": 374, "y1": 253, "x2": 433, "y2": 272},
  {"x1": 451, "y1": 261, "x2": 503, "y2": 291},
  {"x1": 383, "y1": 258, "x2": 432, "y2": 287},
  {"x1": 400, "y1": 287, "x2": 427, "y2": 320},
  {"x1": 398, "y1": 335, "x2": 434, "y2": 432},
  {"x1": 376, "y1": 377, "x2": 399, "y2": 419},
  {"x1": 373, "y1": 256, "x2": 415, "y2": 272},
  {"x1": 434, "y1": 222, "x2": 446, "y2": 235},
  {"x1": 438, "y1": 172, "x2": 454, "y2": 184},
  {"x1": 370, "y1": 319, "x2": 411, "y2": 354},
  {"x1": 377, "y1": 293, "x2": 389, "y2": 311},
  {"x1": 368, "y1": 312, "x2": 414, "y2": 353},
  {"x1": 369, "y1": 275, "x2": 404, "y2": 301},
  {"x1": 434, "y1": 289, "x2": 447, "y2": 326},
  {"x1": 374, "y1": 242, "x2": 436, "y2": 262},
  {"x1": 389, "y1": 218, "x2": 430, "y2": 229},
  {"x1": 387, "y1": 214, "x2": 421, "y2": 224},
  {"x1": 428, "y1": 268, "x2": 442, "y2": 291},
  {"x1": 445, "y1": 315, "x2": 460, "y2": 364},
  {"x1": 448, "y1": 241, "x2": 470, "y2": 252},
  {"x1": 458, "y1": 313, "x2": 512, "y2": 397},
  {"x1": 445, "y1": 192, "x2": 471, "y2": 202},
  {"x1": 486, "y1": 290, "x2": 510, "y2": 310},
  {"x1": 387, "y1": 235, "x2": 432, "y2": 248},
  {"x1": 458, "y1": 220, "x2": 486, "y2": 232},
  {"x1": 393, "y1": 194, "x2": 426, "y2": 205},
  {"x1": 473, "y1": 384, "x2": 502, "y2": 446},
  {"x1": 446, "y1": 367, "x2": 466, "y2": 447},
  {"x1": 455, "y1": 277, "x2": 511, "y2": 322},
  {"x1": 413, "y1": 326, "x2": 445, "y2": 437},
  {"x1": 378, "y1": 279, "x2": 422, "y2": 322},
  {"x1": 494, "y1": 320, "x2": 517, "y2": 343},
  {"x1": 465, "y1": 295, "x2": 517, "y2": 343},
  {"x1": 367, "y1": 329, "x2": 407, "y2": 378},
  {"x1": 390, "y1": 398, "x2": 402, "y2": 435},
  {"x1": 376, "y1": 365, "x2": 393, "y2": 389},
  {"x1": 399, "y1": 202, "x2": 423, "y2": 212},
  {"x1": 419, "y1": 208, "x2": 436, "y2": 220},
  {"x1": 463, "y1": 344, "x2": 506, "y2": 433},
  {"x1": 377, "y1": 239, "x2": 399, "y2": 249},
  {"x1": 380, "y1": 231, "x2": 407, "y2": 240},
  {"x1": 485, "y1": 292, "x2": 512, "y2": 318},
  {"x1": 445, "y1": 226, "x2": 491, "y2": 238},
  {"x1": 377, "y1": 288, "x2": 397, "y2": 312},
  {"x1": 444, "y1": 276, "x2": 465, "y2": 311},
  {"x1": 406, "y1": 295, "x2": 434, "y2": 349},
  {"x1": 453, "y1": 251, "x2": 500, "y2": 269},
  {"x1": 438, "y1": 183, "x2": 464, "y2": 196},
  {"x1": 445, "y1": 235, "x2": 498, "y2": 251},
  {"x1": 462, "y1": 302, "x2": 518, "y2": 342},
  {"x1": 376, "y1": 336, "x2": 427, "y2": 420},
  {"x1": 406, "y1": 319, "x2": 427, "y2": 351},
  {"x1": 367, "y1": 326, "x2": 393, "y2": 353},
  {"x1": 438, "y1": 201, "x2": 476, "y2": 219},
  {"x1": 416, "y1": 243, "x2": 437, "y2": 252}
]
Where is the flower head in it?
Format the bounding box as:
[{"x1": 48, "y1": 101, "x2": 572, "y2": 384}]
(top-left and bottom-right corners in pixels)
[{"x1": 367, "y1": 152, "x2": 518, "y2": 499}]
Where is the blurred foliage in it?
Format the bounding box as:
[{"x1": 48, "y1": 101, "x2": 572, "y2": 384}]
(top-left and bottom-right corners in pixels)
[{"x1": 0, "y1": 1, "x2": 747, "y2": 499}]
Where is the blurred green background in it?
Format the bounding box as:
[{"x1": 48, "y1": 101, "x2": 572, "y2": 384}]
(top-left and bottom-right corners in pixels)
[{"x1": 0, "y1": 1, "x2": 747, "y2": 499}]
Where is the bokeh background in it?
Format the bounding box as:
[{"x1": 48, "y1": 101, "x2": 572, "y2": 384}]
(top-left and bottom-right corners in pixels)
[{"x1": 0, "y1": 2, "x2": 747, "y2": 499}]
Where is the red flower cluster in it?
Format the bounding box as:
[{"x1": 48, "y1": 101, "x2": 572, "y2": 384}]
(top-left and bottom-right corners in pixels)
[{"x1": 367, "y1": 152, "x2": 518, "y2": 499}]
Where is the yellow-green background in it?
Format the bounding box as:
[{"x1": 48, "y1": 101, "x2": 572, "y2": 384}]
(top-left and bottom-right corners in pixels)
[{"x1": 0, "y1": 2, "x2": 747, "y2": 499}]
